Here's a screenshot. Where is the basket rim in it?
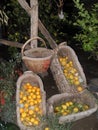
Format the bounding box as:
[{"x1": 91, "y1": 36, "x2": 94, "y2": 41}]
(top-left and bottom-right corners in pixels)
[{"x1": 22, "y1": 48, "x2": 53, "y2": 61}]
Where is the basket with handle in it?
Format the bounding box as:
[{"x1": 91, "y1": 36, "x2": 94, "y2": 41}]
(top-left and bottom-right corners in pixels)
[
  {"x1": 50, "y1": 42, "x2": 87, "y2": 93},
  {"x1": 21, "y1": 37, "x2": 53, "y2": 74},
  {"x1": 16, "y1": 71, "x2": 46, "y2": 130}
]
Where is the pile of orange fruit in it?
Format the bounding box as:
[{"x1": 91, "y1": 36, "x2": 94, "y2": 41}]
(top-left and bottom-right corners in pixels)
[
  {"x1": 59, "y1": 56, "x2": 84, "y2": 92},
  {"x1": 19, "y1": 82, "x2": 42, "y2": 126},
  {"x1": 54, "y1": 101, "x2": 89, "y2": 116}
]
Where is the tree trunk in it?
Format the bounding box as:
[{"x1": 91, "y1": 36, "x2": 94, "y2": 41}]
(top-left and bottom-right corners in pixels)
[
  {"x1": 17, "y1": 0, "x2": 57, "y2": 49},
  {"x1": 30, "y1": 0, "x2": 38, "y2": 48}
]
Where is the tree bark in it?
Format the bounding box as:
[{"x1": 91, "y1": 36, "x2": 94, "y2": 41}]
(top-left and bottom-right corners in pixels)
[
  {"x1": 17, "y1": 0, "x2": 57, "y2": 49},
  {"x1": 0, "y1": 39, "x2": 23, "y2": 48},
  {"x1": 30, "y1": 0, "x2": 38, "y2": 48}
]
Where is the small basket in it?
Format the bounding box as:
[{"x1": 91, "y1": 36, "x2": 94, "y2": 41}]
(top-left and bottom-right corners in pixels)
[
  {"x1": 21, "y1": 37, "x2": 53, "y2": 74},
  {"x1": 50, "y1": 43, "x2": 87, "y2": 93},
  {"x1": 47, "y1": 90, "x2": 98, "y2": 123},
  {"x1": 16, "y1": 71, "x2": 46, "y2": 130}
]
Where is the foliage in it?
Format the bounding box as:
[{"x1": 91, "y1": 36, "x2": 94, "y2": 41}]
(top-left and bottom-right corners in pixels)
[
  {"x1": 0, "y1": 118, "x2": 20, "y2": 130},
  {"x1": 42, "y1": 115, "x2": 72, "y2": 130},
  {"x1": 73, "y1": 0, "x2": 98, "y2": 59},
  {"x1": 0, "y1": 51, "x2": 22, "y2": 123},
  {"x1": 39, "y1": 0, "x2": 71, "y2": 43},
  {"x1": 0, "y1": 10, "x2": 8, "y2": 25},
  {"x1": 5, "y1": 0, "x2": 30, "y2": 42}
]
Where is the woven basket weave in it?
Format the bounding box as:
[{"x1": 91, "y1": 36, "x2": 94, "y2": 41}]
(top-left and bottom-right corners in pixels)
[
  {"x1": 21, "y1": 37, "x2": 53, "y2": 74},
  {"x1": 47, "y1": 90, "x2": 98, "y2": 123},
  {"x1": 16, "y1": 71, "x2": 46, "y2": 130},
  {"x1": 50, "y1": 43, "x2": 87, "y2": 93}
]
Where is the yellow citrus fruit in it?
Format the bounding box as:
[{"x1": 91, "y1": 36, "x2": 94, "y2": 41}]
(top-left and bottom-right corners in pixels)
[
  {"x1": 73, "y1": 107, "x2": 79, "y2": 113},
  {"x1": 68, "y1": 101, "x2": 73, "y2": 106},
  {"x1": 21, "y1": 112, "x2": 27, "y2": 118},
  {"x1": 28, "y1": 109, "x2": 34, "y2": 115},
  {"x1": 19, "y1": 108, "x2": 24, "y2": 113},
  {"x1": 33, "y1": 119, "x2": 39, "y2": 126},
  {"x1": 84, "y1": 105, "x2": 89, "y2": 110},
  {"x1": 29, "y1": 101, "x2": 34, "y2": 106},
  {"x1": 30, "y1": 117, "x2": 35, "y2": 123},
  {"x1": 62, "y1": 105, "x2": 67, "y2": 110},
  {"x1": 62, "y1": 111, "x2": 68, "y2": 116},
  {"x1": 34, "y1": 106, "x2": 40, "y2": 112},
  {"x1": 22, "y1": 96, "x2": 27, "y2": 101},
  {"x1": 44, "y1": 127, "x2": 50, "y2": 130},
  {"x1": 74, "y1": 80, "x2": 80, "y2": 86},
  {"x1": 77, "y1": 86, "x2": 83, "y2": 92},
  {"x1": 24, "y1": 103, "x2": 29, "y2": 108},
  {"x1": 19, "y1": 99, "x2": 23, "y2": 104}
]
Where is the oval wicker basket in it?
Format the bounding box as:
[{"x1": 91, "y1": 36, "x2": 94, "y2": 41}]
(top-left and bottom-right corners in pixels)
[
  {"x1": 21, "y1": 37, "x2": 53, "y2": 74},
  {"x1": 50, "y1": 43, "x2": 87, "y2": 93},
  {"x1": 47, "y1": 90, "x2": 98, "y2": 123},
  {"x1": 16, "y1": 71, "x2": 46, "y2": 130}
]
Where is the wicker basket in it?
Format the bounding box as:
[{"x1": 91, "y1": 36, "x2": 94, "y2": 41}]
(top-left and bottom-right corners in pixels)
[
  {"x1": 21, "y1": 37, "x2": 53, "y2": 74},
  {"x1": 16, "y1": 71, "x2": 46, "y2": 130},
  {"x1": 47, "y1": 90, "x2": 98, "y2": 123},
  {"x1": 50, "y1": 43, "x2": 87, "y2": 93}
]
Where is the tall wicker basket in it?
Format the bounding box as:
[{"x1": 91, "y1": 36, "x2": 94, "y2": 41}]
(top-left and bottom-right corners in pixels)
[
  {"x1": 21, "y1": 37, "x2": 53, "y2": 74},
  {"x1": 50, "y1": 43, "x2": 87, "y2": 93},
  {"x1": 16, "y1": 71, "x2": 46, "y2": 130}
]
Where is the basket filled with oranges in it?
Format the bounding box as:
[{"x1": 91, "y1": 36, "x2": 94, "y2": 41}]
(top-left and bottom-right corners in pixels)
[
  {"x1": 16, "y1": 71, "x2": 46, "y2": 130},
  {"x1": 47, "y1": 90, "x2": 98, "y2": 123},
  {"x1": 50, "y1": 42, "x2": 87, "y2": 93}
]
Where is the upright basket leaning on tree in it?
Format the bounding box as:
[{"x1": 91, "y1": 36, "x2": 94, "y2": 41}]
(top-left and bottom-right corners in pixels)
[
  {"x1": 21, "y1": 36, "x2": 53, "y2": 74},
  {"x1": 50, "y1": 42, "x2": 87, "y2": 93}
]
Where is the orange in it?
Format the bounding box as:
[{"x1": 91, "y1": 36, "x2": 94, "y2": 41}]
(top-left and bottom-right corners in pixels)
[
  {"x1": 21, "y1": 112, "x2": 27, "y2": 118},
  {"x1": 33, "y1": 119, "x2": 39, "y2": 125},
  {"x1": 74, "y1": 80, "x2": 80, "y2": 86},
  {"x1": 68, "y1": 101, "x2": 73, "y2": 106},
  {"x1": 62, "y1": 111, "x2": 68, "y2": 116},
  {"x1": 28, "y1": 109, "x2": 34, "y2": 115},
  {"x1": 44, "y1": 127, "x2": 50, "y2": 130},
  {"x1": 37, "y1": 98, "x2": 42, "y2": 103},
  {"x1": 19, "y1": 108, "x2": 24, "y2": 113},
  {"x1": 77, "y1": 86, "x2": 83, "y2": 92},
  {"x1": 19, "y1": 99, "x2": 23, "y2": 104},
  {"x1": 30, "y1": 117, "x2": 35, "y2": 123},
  {"x1": 22, "y1": 96, "x2": 27, "y2": 101},
  {"x1": 24, "y1": 103, "x2": 29, "y2": 108},
  {"x1": 84, "y1": 105, "x2": 89, "y2": 110},
  {"x1": 34, "y1": 106, "x2": 40, "y2": 112},
  {"x1": 36, "y1": 94, "x2": 41, "y2": 99},
  {"x1": 28, "y1": 95, "x2": 32, "y2": 100},
  {"x1": 73, "y1": 107, "x2": 79, "y2": 113},
  {"x1": 29, "y1": 101, "x2": 34, "y2": 106}
]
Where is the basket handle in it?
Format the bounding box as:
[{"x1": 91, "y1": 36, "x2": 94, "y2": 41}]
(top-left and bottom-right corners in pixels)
[{"x1": 21, "y1": 36, "x2": 47, "y2": 57}]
